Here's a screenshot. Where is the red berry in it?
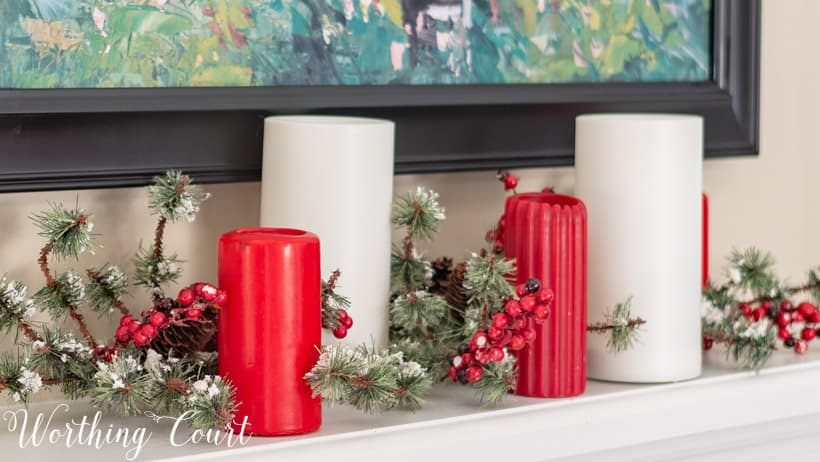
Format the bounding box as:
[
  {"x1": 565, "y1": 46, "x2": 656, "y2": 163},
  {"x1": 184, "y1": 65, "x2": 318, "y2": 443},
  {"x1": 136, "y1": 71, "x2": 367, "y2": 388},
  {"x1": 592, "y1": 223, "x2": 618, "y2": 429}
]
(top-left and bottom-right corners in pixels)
[
  {"x1": 536, "y1": 289, "x2": 554, "y2": 304},
  {"x1": 133, "y1": 333, "x2": 149, "y2": 347},
  {"x1": 761, "y1": 300, "x2": 774, "y2": 310},
  {"x1": 487, "y1": 326, "x2": 504, "y2": 340},
  {"x1": 738, "y1": 303, "x2": 752, "y2": 317},
  {"x1": 474, "y1": 349, "x2": 491, "y2": 365},
  {"x1": 185, "y1": 308, "x2": 202, "y2": 319},
  {"x1": 460, "y1": 353, "x2": 474, "y2": 365},
  {"x1": 489, "y1": 347, "x2": 504, "y2": 362},
  {"x1": 702, "y1": 337, "x2": 713, "y2": 350},
  {"x1": 115, "y1": 326, "x2": 130, "y2": 343},
  {"x1": 193, "y1": 282, "x2": 206, "y2": 295},
  {"x1": 776, "y1": 311, "x2": 792, "y2": 327},
  {"x1": 515, "y1": 284, "x2": 527, "y2": 297},
  {"x1": 511, "y1": 316, "x2": 527, "y2": 330},
  {"x1": 533, "y1": 304, "x2": 550, "y2": 320},
  {"x1": 332, "y1": 325, "x2": 347, "y2": 339},
  {"x1": 521, "y1": 327, "x2": 536, "y2": 342},
  {"x1": 505, "y1": 300, "x2": 522, "y2": 317},
  {"x1": 150, "y1": 312, "x2": 167, "y2": 327},
  {"x1": 778, "y1": 327, "x2": 792, "y2": 340},
  {"x1": 493, "y1": 240, "x2": 504, "y2": 253},
  {"x1": 119, "y1": 315, "x2": 134, "y2": 326},
  {"x1": 127, "y1": 322, "x2": 141, "y2": 335},
  {"x1": 341, "y1": 314, "x2": 353, "y2": 329},
  {"x1": 140, "y1": 323, "x2": 157, "y2": 339},
  {"x1": 798, "y1": 302, "x2": 817, "y2": 318},
  {"x1": 503, "y1": 175, "x2": 519, "y2": 191},
  {"x1": 492, "y1": 312, "x2": 510, "y2": 329},
  {"x1": 485, "y1": 230, "x2": 499, "y2": 242},
  {"x1": 471, "y1": 331, "x2": 488, "y2": 349},
  {"x1": 781, "y1": 300, "x2": 794, "y2": 311},
  {"x1": 509, "y1": 335, "x2": 526, "y2": 350},
  {"x1": 338, "y1": 309, "x2": 350, "y2": 321},
  {"x1": 104, "y1": 353, "x2": 113, "y2": 362},
  {"x1": 796, "y1": 339, "x2": 809, "y2": 354},
  {"x1": 752, "y1": 307, "x2": 767, "y2": 322},
  {"x1": 802, "y1": 327, "x2": 817, "y2": 341},
  {"x1": 200, "y1": 284, "x2": 219, "y2": 302},
  {"x1": 520, "y1": 295, "x2": 536, "y2": 312},
  {"x1": 466, "y1": 365, "x2": 484, "y2": 382},
  {"x1": 809, "y1": 312, "x2": 820, "y2": 324},
  {"x1": 792, "y1": 311, "x2": 805, "y2": 323},
  {"x1": 213, "y1": 290, "x2": 227, "y2": 306},
  {"x1": 447, "y1": 366, "x2": 458, "y2": 382},
  {"x1": 178, "y1": 288, "x2": 196, "y2": 307}
]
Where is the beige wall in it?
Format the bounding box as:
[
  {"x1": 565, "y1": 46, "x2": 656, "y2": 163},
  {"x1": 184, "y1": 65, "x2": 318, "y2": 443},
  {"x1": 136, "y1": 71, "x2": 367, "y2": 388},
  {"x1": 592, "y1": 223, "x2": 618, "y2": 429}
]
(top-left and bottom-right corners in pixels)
[{"x1": 1, "y1": 1, "x2": 817, "y2": 358}]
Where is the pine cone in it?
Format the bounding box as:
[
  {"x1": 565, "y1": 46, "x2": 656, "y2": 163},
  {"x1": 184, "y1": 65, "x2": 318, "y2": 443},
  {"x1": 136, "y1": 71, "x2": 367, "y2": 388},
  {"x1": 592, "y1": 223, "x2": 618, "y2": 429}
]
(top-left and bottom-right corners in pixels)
[
  {"x1": 150, "y1": 304, "x2": 219, "y2": 357},
  {"x1": 430, "y1": 257, "x2": 454, "y2": 296},
  {"x1": 446, "y1": 262, "x2": 469, "y2": 314}
]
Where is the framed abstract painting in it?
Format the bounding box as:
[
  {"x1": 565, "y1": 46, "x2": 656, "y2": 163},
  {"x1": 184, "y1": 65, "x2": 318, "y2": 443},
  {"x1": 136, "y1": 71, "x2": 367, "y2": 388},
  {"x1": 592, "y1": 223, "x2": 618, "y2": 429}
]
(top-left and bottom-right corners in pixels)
[{"x1": 0, "y1": 0, "x2": 759, "y2": 191}]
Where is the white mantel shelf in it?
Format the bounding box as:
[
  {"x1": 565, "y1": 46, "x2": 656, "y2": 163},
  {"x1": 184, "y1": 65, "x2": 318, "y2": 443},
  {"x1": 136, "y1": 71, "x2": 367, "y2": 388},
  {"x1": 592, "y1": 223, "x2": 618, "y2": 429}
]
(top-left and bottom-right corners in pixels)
[{"x1": 4, "y1": 350, "x2": 820, "y2": 462}]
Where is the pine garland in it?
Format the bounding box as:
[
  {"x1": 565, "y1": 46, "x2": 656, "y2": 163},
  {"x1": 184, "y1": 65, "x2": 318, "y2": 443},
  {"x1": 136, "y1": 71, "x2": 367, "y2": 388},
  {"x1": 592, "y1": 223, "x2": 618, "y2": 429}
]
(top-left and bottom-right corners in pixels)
[
  {"x1": 701, "y1": 247, "x2": 809, "y2": 369},
  {"x1": 0, "y1": 171, "x2": 235, "y2": 432},
  {"x1": 304, "y1": 344, "x2": 432, "y2": 413},
  {"x1": 85, "y1": 265, "x2": 130, "y2": 316},
  {"x1": 587, "y1": 297, "x2": 646, "y2": 353},
  {"x1": 134, "y1": 170, "x2": 208, "y2": 298}
]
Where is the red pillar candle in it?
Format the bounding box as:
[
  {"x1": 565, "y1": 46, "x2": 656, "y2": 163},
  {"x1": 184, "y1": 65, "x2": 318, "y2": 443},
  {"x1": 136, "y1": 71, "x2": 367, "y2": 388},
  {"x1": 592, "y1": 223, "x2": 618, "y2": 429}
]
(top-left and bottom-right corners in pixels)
[
  {"x1": 505, "y1": 192, "x2": 587, "y2": 398},
  {"x1": 218, "y1": 228, "x2": 322, "y2": 436}
]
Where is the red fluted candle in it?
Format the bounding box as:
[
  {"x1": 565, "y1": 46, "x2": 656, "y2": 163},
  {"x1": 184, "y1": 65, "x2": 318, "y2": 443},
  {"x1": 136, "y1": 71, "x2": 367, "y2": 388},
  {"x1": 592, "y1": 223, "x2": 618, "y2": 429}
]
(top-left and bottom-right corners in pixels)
[
  {"x1": 218, "y1": 228, "x2": 322, "y2": 435},
  {"x1": 505, "y1": 192, "x2": 587, "y2": 398},
  {"x1": 703, "y1": 193, "x2": 709, "y2": 288}
]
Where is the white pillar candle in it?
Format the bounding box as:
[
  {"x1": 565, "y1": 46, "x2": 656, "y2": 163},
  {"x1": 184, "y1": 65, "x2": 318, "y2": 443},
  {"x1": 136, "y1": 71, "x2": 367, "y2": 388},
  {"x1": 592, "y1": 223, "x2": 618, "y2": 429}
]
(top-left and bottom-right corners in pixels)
[
  {"x1": 575, "y1": 114, "x2": 703, "y2": 383},
  {"x1": 260, "y1": 116, "x2": 394, "y2": 347}
]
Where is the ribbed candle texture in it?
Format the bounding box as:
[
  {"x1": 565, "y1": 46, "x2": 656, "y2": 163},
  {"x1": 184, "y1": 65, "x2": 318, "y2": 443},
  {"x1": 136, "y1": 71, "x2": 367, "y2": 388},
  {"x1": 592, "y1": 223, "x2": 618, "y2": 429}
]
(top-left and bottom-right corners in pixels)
[
  {"x1": 576, "y1": 114, "x2": 703, "y2": 383},
  {"x1": 505, "y1": 192, "x2": 587, "y2": 398},
  {"x1": 260, "y1": 115, "x2": 394, "y2": 347},
  {"x1": 218, "y1": 228, "x2": 322, "y2": 436}
]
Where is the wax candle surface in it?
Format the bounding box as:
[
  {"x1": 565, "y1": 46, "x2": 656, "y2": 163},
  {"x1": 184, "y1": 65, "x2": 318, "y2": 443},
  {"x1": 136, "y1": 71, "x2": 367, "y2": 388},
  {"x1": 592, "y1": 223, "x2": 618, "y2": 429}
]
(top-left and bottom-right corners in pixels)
[
  {"x1": 218, "y1": 227, "x2": 321, "y2": 436},
  {"x1": 260, "y1": 115, "x2": 394, "y2": 347},
  {"x1": 505, "y1": 192, "x2": 587, "y2": 397},
  {"x1": 575, "y1": 114, "x2": 703, "y2": 383}
]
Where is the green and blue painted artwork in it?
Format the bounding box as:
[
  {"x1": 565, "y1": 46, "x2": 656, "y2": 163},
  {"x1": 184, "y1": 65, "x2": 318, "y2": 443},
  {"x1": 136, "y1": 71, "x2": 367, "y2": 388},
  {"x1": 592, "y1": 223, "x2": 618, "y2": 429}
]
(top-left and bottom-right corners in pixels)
[{"x1": 0, "y1": 0, "x2": 712, "y2": 88}]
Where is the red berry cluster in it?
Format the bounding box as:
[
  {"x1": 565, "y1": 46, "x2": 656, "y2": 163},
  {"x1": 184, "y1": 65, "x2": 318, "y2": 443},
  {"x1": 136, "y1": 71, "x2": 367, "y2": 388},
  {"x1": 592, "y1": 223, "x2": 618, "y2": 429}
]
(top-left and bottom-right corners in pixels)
[
  {"x1": 704, "y1": 299, "x2": 820, "y2": 354},
  {"x1": 447, "y1": 278, "x2": 553, "y2": 384},
  {"x1": 115, "y1": 282, "x2": 225, "y2": 348},
  {"x1": 327, "y1": 309, "x2": 354, "y2": 339},
  {"x1": 771, "y1": 300, "x2": 820, "y2": 353}
]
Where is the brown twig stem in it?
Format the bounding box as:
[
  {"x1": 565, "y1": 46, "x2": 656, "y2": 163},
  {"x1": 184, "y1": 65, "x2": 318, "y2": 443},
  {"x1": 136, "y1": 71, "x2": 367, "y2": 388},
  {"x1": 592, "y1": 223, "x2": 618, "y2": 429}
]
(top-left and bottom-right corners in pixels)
[
  {"x1": 39, "y1": 239, "x2": 97, "y2": 349},
  {"x1": 152, "y1": 216, "x2": 167, "y2": 260},
  {"x1": 68, "y1": 307, "x2": 97, "y2": 349},
  {"x1": 38, "y1": 242, "x2": 55, "y2": 288},
  {"x1": 586, "y1": 317, "x2": 646, "y2": 333},
  {"x1": 19, "y1": 321, "x2": 41, "y2": 343}
]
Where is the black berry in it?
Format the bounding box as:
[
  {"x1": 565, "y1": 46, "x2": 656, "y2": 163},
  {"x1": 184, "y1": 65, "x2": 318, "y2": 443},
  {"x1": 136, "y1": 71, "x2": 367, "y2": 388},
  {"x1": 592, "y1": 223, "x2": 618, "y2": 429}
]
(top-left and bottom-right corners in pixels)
[
  {"x1": 457, "y1": 368, "x2": 469, "y2": 384},
  {"x1": 524, "y1": 278, "x2": 541, "y2": 294},
  {"x1": 767, "y1": 307, "x2": 778, "y2": 319},
  {"x1": 785, "y1": 338, "x2": 796, "y2": 348},
  {"x1": 457, "y1": 344, "x2": 470, "y2": 355}
]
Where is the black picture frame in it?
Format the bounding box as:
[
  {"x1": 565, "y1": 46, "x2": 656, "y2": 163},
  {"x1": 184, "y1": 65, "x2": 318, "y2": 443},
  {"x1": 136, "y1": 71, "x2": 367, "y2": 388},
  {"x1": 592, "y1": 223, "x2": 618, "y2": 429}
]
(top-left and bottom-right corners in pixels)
[{"x1": 0, "y1": 0, "x2": 759, "y2": 192}]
